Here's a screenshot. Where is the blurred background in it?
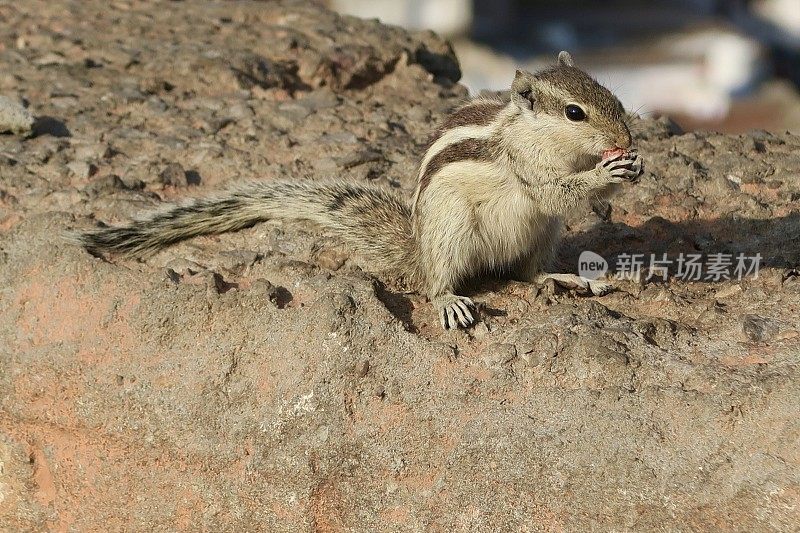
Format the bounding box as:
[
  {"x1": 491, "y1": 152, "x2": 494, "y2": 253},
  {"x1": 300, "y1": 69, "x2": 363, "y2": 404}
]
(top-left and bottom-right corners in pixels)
[{"x1": 328, "y1": 0, "x2": 800, "y2": 133}]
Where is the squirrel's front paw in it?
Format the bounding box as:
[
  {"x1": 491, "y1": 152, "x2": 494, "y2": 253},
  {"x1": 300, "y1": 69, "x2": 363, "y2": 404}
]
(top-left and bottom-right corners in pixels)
[{"x1": 596, "y1": 150, "x2": 644, "y2": 183}]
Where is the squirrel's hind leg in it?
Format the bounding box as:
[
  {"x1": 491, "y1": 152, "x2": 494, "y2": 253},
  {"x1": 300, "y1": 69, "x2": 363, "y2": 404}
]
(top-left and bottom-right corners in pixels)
[
  {"x1": 426, "y1": 260, "x2": 478, "y2": 329},
  {"x1": 417, "y1": 193, "x2": 482, "y2": 330}
]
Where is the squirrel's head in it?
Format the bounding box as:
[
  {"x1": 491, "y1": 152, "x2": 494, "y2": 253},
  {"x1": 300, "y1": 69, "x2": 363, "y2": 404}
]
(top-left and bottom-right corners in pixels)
[{"x1": 510, "y1": 51, "x2": 632, "y2": 160}]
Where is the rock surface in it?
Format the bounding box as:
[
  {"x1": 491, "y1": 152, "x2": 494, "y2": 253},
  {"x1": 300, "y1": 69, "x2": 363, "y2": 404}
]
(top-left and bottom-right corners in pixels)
[{"x1": 1, "y1": 1, "x2": 798, "y2": 531}]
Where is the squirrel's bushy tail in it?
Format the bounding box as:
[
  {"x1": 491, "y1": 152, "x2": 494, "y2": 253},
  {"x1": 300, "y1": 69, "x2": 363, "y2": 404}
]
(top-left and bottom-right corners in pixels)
[{"x1": 76, "y1": 180, "x2": 421, "y2": 282}]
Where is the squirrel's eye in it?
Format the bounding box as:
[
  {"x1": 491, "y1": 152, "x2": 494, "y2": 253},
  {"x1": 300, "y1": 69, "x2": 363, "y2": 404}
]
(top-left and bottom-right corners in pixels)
[{"x1": 565, "y1": 104, "x2": 586, "y2": 122}]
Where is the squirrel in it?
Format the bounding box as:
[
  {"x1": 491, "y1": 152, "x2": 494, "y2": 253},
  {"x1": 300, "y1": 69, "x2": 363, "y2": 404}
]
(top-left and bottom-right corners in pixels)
[{"x1": 76, "y1": 51, "x2": 643, "y2": 330}]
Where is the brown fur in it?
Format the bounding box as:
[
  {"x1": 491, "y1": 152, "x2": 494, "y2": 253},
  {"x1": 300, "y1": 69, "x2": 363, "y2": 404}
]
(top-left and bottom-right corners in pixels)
[{"x1": 418, "y1": 137, "x2": 500, "y2": 198}]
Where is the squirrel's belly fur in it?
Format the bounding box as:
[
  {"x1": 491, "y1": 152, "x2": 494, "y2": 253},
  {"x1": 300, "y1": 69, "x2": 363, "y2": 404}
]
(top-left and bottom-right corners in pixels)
[{"x1": 415, "y1": 160, "x2": 558, "y2": 278}]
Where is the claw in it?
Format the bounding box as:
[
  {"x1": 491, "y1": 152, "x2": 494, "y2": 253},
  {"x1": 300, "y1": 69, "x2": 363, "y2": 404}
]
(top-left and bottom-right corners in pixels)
[
  {"x1": 451, "y1": 302, "x2": 467, "y2": 327},
  {"x1": 446, "y1": 306, "x2": 457, "y2": 329},
  {"x1": 599, "y1": 151, "x2": 644, "y2": 183},
  {"x1": 456, "y1": 300, "x2": 474, "y2": 323},
  {"x1": 433, "y1": 294, "x2": 478, "y2": 330}
]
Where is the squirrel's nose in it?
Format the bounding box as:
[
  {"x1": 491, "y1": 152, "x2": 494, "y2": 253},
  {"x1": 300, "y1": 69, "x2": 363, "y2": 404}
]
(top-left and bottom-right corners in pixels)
[{"x1": 616, "y1": 131, "x2": 632, "y2": 149}]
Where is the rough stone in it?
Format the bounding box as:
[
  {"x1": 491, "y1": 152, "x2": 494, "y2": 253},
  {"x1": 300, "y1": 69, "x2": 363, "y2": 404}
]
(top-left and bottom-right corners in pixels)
[{"x1": 0, "y1": 1, "x2": 797, "y2": 532}]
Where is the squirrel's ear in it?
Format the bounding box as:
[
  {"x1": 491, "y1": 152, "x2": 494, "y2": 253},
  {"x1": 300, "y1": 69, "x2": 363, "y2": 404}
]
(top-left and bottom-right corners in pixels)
[
  {"x1": 511, "y1": 70, "x2": 534, "y2": 110},
  {"x1": 558, "y1": 51, "x2": 574, "y2": 67}
]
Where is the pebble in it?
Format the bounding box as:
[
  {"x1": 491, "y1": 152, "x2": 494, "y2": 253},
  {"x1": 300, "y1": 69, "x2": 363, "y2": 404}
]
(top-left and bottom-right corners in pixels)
[
  {"x1": 33, "y1": 52, "x2": 67, "y2": 66},
  {"x1": 67, "y1": 161, "x2": 97, "y2": 179},
  {"x1": 315, "y1": 247, "x2": 347, "y2": 271},
  {"x1": 227, "y1": 102, "x2": 254, "y2": 120},
  {"x1": 513, "y1": 329, "x2": 558, "y2": 366},
  {"x1": 164, "y1": 258, "x2": 205, "y2": 277},
  {"x1": 119, "y1": 86, "x2": 146, "y2": 103},
  {"x1": 471, "y1": 322, "x2": 490, "y2": 340},
  {"x1": 159, "y1": 162, "x2": 188, "y2": 186},
  {"x1": 0, "y1": 96, "x2": 34, "y2": 134},
  {"x1": 205, "y1": 272, "x2": 230, "y2": 295},
  {"x1": 481, "y1": 343, "x2": 517, "y2": 368},
  {"x1": 296, "y1": 90, "x2": 340, "y2": 111},
  {"x1": 50, "y1": 95, "x2": 79, "y2": 109},
  {"x1": 277, "y1": 102, "x2": 312, "y2": 121},
  {"x1": 742, "y1": 314, "x2": 779, "y2": 342},
  {"x1": 250, "y1": 278, "x2": 292, "y2": 308},
  {"x1": 714, "y1": 285, "x2": 743, "y2": 299},
  {"x1": 355, "y1": 359, "x2": 370, "y2": 378},
  {"x1": 84, "y1": 174, "x2": 127, "y2": 196},
  {"x1": 215, "y1": 250, "x2": 260, "y2": 274},
  {"x1": 336, "y1": 149, "x2": 383, "y2": 169}
]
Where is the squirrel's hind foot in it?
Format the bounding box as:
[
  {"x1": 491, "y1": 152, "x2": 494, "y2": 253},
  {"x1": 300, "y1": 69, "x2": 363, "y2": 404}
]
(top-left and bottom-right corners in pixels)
[{"x1": 434, "y1": 294, "x2": 477, "y2": 330}]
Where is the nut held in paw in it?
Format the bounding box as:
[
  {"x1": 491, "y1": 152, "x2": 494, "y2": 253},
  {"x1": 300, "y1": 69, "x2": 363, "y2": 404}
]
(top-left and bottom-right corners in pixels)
[{"x1": 601, "y1": 147, "x2": 627, "y2": 160}]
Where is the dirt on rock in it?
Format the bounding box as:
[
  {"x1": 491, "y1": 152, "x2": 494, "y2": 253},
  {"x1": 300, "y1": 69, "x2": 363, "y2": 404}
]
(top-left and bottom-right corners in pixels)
[{"x1": 1, "y1": 1, "x2": 799, "y2": 532}]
